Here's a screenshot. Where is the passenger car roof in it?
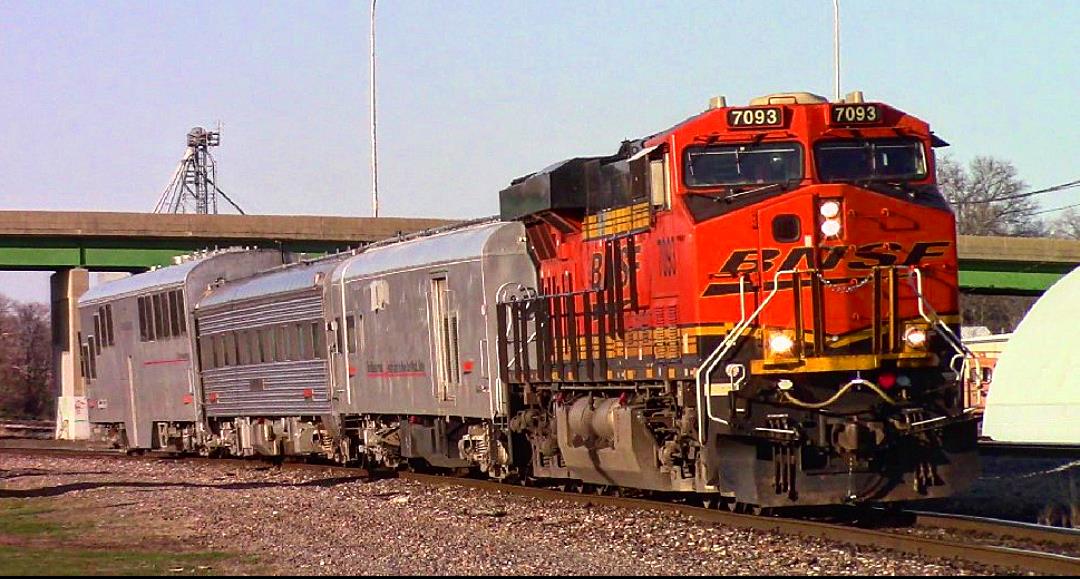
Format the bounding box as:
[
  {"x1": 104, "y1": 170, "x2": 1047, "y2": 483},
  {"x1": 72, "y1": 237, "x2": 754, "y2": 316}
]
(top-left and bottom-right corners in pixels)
[
  {"x1": 196, "y1": 257, "x2": 345, "y2": 310},
  {"x1": 333, "y1": 221, "x2": 518, "y2": 282}
]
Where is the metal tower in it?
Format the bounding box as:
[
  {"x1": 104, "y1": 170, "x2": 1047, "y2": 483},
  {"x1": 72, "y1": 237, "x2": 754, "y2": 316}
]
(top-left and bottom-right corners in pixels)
[{"x1": 154, "y1": 127, "x2": 245, "y2": 214}]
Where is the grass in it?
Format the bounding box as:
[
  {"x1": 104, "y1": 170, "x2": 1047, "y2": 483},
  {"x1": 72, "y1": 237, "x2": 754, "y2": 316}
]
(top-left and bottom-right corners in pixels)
[
  {"x1": 0, "y1": 501, "x2": 74, "y2": 537},
  {"x1": 0, "y1": 499, "x2": 250, "y2": 576},
  {"x1": 0, "y1": 547, "x2": 231, "y2": 576}
]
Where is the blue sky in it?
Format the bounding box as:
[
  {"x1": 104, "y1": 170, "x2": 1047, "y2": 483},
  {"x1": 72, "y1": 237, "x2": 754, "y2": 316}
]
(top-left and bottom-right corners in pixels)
[{"x1": 1, "y1": 0, "x2": 1078, "y2": 301}]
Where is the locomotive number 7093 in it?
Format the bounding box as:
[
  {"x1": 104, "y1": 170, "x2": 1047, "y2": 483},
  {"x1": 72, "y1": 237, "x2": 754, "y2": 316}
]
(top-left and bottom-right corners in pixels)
[
  {"x1": 727, "y1": 107, "x2": 783, "y2": 128},
  {"x1": 831, "y1": 104, "x2": 882, "y2": 125}
]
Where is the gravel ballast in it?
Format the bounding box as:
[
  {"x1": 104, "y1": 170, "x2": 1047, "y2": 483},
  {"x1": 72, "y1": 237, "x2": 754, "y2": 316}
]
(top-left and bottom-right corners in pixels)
[{"x1": 0, "y1": 454, "x2": 1005, "y2": 575}]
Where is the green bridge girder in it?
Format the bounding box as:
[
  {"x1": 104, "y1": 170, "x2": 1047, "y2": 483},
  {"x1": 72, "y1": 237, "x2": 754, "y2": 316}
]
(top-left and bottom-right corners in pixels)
[
  {"x1": 0, "y1": 210, "x2": 456, "y2": 273},
  {"x1": 0, "y1": 213, "x2": 1078, "y2": 295},
  {"x1": 957, "y1": 236, "x2": 1080, "y2": 295},
  {"x1": 0, "y1": 237, "x2": 344, "y2": 272}
]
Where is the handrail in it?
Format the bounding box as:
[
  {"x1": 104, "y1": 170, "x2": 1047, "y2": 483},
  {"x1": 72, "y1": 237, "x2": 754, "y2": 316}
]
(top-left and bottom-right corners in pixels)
[
  {"x1": 694, "y1": 265, "x2": 978, "y2": 443},
  {"x1": 905, "y1": 267, "x2": 981, "y2": 382},
  {"x1": 695, "y1": 268, "x2": 800, "y2": 443}
]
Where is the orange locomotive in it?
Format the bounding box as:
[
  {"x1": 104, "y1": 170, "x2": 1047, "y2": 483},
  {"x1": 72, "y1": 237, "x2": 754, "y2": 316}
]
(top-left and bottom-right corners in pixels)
[{"x1": 498, "y1": 91, "x2": 978, "y2": 508}]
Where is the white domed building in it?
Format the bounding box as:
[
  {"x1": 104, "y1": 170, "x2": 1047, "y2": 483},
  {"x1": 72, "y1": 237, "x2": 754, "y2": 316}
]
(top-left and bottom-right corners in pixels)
[{"x1": 981, "y1": 267, "x2": 1080, "y2": 445}]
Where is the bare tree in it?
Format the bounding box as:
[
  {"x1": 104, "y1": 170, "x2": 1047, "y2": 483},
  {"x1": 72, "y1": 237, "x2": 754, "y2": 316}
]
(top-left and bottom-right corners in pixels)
[
  {"x1": 960, "y1": 294, "x2": 1038, "y2": 334},
  {"x1": 1048, "y1": 208, "x2": 1080, "y2": 240},
  {"x1": 938, "y1": 156, "x2": 1044, "y2": 236},
  {"x1": 0, "y1": 295, "x2": 53, "y2": 420}
]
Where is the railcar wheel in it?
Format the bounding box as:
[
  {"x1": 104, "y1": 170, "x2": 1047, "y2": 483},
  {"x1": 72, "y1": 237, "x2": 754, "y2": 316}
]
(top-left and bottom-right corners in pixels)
[{"x1": 733, "y1": 502, "x2": 766, "y2": 515}]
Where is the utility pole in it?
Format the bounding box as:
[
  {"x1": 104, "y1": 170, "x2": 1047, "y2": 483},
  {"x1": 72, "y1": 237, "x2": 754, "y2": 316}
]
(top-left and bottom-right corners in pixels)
[
  {"x1": 833, "y1": 0, "x2": 841, "y2": 101},
  {"x1": 370, "y1": 0, "x2": 380, "y2": 218}
]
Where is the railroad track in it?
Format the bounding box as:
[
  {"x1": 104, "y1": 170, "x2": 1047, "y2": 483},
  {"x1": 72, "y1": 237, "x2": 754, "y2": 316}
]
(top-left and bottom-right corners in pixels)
[
  {"x1": 0, "y1": 420, "x2": 55, "y2": 439},
  {"x1": 3, "y1": 443, "x2": 1079, "y2": 575}
]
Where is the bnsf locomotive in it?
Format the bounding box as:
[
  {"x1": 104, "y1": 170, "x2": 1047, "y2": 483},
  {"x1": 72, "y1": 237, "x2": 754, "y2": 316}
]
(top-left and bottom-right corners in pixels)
[{"x1": 78, "y1": 91, "x2": 978, "y2": 509}]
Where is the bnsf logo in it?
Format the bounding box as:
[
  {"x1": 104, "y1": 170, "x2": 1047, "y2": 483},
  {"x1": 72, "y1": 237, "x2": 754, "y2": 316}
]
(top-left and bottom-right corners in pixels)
[
  {"x1": 703, "y1": 242, "x2": 952, "y2": 297},
  {"x1": 715, "y1": 241, "x2": 951, "y2": 278}
]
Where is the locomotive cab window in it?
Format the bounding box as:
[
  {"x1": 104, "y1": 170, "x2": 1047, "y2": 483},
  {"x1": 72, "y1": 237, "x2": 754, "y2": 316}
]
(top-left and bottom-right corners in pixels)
[
  {"x1": 683, "y1": 142, "x2": 803, "y2": 189},
  {"x1": 815, "y1": 138, "x2": 927, "y2": 182}
]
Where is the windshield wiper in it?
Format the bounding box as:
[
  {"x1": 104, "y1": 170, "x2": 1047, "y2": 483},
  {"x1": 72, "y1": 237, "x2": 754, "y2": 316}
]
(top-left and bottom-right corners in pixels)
[
  {"x1": 725, "y1": 178, "x2": 800, "y2": 201},
  {"x1": 855, "y1": 179, "x2": 918, "y2": 198},
  {"x1": 685, "y1": 179, "x2": 799, "y2": 203}
]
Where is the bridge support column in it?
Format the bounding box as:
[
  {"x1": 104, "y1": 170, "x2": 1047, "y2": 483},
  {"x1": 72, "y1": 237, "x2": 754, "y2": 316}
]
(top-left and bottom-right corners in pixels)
[{"x1": 52, "y1": 268, "x2": 89, "y2": 440}]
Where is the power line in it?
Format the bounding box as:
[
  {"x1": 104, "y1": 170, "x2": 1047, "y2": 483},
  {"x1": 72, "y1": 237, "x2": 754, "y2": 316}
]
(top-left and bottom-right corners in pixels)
[
  {"x1": 952, "y1": 178, "x2": 1080, "y2": 205},
  {"x1": 1032, "y1": 201, "x2": 1080, "y2": 217}
]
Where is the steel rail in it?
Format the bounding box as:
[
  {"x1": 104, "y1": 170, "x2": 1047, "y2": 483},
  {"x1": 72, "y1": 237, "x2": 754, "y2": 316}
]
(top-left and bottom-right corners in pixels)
[{"x1": 908, "y1": 509, "x2": 1080, "y2": 548}]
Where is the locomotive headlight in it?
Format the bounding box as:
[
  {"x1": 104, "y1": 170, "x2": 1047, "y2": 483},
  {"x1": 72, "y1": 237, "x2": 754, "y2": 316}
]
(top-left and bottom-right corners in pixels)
[
  {"x1": 820, "y1": 218, "x2": 842, "y2": 238},
  {"x1": 819, "y1": 200, "x2": 844, "y2": 238},
  {"x1": 904, "y1": 326, "x2": 929, "y2": 349},
  {"x1": 819, "y1": 200, "x2": 842, "y2": 219},
  {"x1": 766, "y1": 330, "x2": 796, "y2": 359}
]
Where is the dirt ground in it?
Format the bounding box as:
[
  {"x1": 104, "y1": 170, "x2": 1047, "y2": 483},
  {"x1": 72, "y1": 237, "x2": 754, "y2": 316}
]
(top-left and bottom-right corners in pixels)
[{"x1": 0, "y1": 453, "x2": 1012, "y2": 576}]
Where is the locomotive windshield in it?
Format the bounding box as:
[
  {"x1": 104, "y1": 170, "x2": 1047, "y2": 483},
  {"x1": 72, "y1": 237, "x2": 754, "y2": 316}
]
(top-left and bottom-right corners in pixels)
[
  {"x1": 815, "y1": 138, "x2": 927, "y2": 182},
  {"x1": 683, "y1": 142, "x2": 802, "y2": 188}
]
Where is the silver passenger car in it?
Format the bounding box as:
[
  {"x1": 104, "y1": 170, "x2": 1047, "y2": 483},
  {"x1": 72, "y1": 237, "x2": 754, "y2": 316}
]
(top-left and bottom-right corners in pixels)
[
  {"x1": 78, "y1": 250, "x2": 283, "y2": 449},
  {"x1": 327, "y1": 220, "x2": 535, "y2": 472},
  {"x1": 193, "y1": 257, "x2": 348, "y2": 458},
  {"x1": 189, "y1": 221, "x2": 536, "y2": 473}
]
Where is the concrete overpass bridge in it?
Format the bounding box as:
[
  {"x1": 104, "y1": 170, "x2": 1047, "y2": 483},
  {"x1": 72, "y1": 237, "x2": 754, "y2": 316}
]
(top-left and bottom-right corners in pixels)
[
  {"x1": 4, "y1": 211, "x2": 1078, "y2": 291},
  {"x1": 957, "y1": 235, "x2": 1080, "y2": 294},
  {"x1": 0, "y1": 210, "x2": 455, "y2": 271},
  {"x1": 0, "y1": 210, "x2": 455, "y2": 440},
  {"x1": 2, "y1": 210, "x2": 1078, "y2": 439}
]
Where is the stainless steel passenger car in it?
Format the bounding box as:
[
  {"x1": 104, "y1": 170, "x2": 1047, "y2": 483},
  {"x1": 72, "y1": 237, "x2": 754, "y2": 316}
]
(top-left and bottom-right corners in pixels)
[
  {"x1": 329, "y1": 220, "x2": 535, "y2": 474},
  {"x1": 193, "y1": 257, "x2": 348, "y2": 458},
  {"x1": 78, "y1": 250, "x2": 283, "y2": 449},
  {"x1": 190, "y1": 221, "x2": 536, "y2": 475}
]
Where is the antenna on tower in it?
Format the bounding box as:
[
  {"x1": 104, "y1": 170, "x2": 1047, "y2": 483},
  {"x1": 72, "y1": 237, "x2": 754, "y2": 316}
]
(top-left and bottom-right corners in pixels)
[{"x1": 153, "y1": 126, "x2": 246, "y2": 214}]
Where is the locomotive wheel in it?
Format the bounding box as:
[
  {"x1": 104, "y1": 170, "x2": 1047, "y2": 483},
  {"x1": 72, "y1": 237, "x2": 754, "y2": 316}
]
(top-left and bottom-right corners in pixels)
[{"x1": 702, "y1": 497, "x2": 734, "y2": 511}]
